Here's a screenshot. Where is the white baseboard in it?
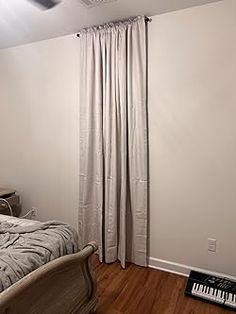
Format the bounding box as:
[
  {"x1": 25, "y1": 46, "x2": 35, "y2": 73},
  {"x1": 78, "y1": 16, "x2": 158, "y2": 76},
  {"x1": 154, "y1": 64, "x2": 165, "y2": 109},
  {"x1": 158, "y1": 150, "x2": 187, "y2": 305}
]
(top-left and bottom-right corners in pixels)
[{"x1": 148, "y1": 257, "x2": 236, "y2": 281}]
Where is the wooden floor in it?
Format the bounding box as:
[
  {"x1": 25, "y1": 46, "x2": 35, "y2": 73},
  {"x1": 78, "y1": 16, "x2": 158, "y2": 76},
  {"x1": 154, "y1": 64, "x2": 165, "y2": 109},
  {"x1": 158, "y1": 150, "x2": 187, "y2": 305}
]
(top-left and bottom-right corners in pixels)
[{"x1": 91, "y1": 256, "x2": 233, "y2": 314}]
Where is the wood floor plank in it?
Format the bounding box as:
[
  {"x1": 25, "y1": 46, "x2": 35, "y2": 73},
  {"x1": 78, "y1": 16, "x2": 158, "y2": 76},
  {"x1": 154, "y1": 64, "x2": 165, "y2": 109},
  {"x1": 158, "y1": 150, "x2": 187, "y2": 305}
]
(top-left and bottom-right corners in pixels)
[{"x1": 91, "y1": 256, "x2": 234, "y2": 314}]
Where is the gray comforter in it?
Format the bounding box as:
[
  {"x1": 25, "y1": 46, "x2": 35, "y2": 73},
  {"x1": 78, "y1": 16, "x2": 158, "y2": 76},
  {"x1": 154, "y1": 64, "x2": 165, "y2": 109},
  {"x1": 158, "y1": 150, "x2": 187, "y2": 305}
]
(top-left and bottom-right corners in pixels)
[{"x1": 0, "y1": 220, "x2": 79, "y2": 292}]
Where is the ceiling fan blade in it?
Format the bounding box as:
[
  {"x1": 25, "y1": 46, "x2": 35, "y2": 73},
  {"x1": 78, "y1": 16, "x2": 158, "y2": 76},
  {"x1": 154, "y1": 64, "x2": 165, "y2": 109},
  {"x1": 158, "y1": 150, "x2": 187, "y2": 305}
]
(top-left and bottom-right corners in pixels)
[{"x1": 28, "y1": 0, "x2": 60, "y2": 9}]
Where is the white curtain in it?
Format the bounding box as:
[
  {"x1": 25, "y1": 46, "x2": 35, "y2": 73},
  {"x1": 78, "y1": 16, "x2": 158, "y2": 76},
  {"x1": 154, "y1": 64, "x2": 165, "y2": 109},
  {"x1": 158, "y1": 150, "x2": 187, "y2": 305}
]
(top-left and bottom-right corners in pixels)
[{"x1": 78, "y1": 16, "x2": 148, "y2": 267}]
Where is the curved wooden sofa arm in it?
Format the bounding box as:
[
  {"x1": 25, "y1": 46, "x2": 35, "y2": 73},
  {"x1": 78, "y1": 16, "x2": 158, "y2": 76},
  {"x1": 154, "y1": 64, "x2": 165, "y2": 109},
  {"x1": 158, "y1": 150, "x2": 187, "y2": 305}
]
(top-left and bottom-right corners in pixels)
[{"x1": 0, "y1": 242, "x2": 98, "y2": 314}]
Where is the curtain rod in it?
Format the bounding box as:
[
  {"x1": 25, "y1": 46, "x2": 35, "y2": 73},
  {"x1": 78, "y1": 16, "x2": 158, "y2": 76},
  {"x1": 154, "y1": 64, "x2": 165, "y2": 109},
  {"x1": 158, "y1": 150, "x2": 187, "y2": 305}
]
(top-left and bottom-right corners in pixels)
[{"x1": 76, "y1": 16, "x2": 152, "y2": 38}]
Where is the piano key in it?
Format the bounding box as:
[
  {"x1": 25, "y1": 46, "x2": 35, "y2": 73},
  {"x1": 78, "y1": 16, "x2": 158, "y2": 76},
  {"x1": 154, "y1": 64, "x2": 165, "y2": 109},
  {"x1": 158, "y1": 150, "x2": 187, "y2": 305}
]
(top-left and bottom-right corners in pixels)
[
  {"x1": 202, "y1": 285, "x2": 206, "y2": 291},
  {"x1": 216, "y1": 290, "x2": 224, "y2": 303},
  {"x1": 199, "y1": 284, "x2": 203, "y2": 293},
  {"x1": 208, "y1": 288, "x2": 214, "y2": 301},
  {"x1": 228, "y1": 293, "x2": 233, "y2": 302},
  {"x1": 225, "y1": 294, "x2": 236, "y2": 308},
  {"x1": 209, "y1": 287, "x2": 214, "y2": 299},
  {"x1": 225, "y1": 292, "x2": 229, "y2": 301},
  {"x1": 191, "y1": 283, "x2": 198, "y2": 296}
]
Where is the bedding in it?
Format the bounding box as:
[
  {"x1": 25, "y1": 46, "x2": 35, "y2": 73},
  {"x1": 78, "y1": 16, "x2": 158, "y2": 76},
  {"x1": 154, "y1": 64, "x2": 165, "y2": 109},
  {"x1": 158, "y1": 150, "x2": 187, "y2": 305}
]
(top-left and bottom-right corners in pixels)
[{"x1": 0, "y1": 215, "x2": 79, "y2": 292}]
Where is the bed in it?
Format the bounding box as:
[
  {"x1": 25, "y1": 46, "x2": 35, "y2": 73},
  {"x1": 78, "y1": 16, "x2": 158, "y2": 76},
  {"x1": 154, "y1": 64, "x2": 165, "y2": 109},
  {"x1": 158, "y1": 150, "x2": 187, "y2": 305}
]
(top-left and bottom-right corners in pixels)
[{"x1": 0, "y1": 215, "x2": 97, "y2": 314}]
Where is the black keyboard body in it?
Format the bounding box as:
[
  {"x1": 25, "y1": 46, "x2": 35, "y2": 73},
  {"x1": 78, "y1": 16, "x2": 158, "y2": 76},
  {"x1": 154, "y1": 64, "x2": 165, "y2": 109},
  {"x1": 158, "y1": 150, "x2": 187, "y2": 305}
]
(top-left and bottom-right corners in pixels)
[{"x1": 185, "y1": 270, "x2": 236, "y2": 311}]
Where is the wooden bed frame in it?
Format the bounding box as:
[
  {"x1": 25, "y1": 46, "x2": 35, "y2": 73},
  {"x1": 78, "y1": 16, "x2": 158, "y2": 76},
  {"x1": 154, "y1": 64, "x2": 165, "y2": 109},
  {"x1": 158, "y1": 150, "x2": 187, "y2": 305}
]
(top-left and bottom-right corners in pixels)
[{"x1": 0, "y1": 241, "x2": 98, "y2": 314}]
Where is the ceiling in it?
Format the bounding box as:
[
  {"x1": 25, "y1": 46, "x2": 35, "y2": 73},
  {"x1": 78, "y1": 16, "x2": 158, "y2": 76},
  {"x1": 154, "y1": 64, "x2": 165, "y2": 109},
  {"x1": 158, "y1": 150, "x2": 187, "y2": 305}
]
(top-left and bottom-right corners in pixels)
[{"x1": 0, "y1": 0, "x2": 222, "y2": 49}]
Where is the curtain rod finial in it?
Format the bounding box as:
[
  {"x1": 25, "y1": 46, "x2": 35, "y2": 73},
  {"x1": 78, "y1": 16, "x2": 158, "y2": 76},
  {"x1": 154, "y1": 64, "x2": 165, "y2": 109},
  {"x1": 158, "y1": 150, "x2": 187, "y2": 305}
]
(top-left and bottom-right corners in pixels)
[{"x1": 145, "y1": 16, "x2": 152, "y2": 22}]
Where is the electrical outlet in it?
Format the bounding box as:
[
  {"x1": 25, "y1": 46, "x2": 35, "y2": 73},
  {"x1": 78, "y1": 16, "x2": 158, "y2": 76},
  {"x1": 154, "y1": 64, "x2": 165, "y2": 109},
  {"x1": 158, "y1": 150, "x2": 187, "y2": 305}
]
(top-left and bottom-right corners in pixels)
[{"x1": 208, "y1": 238, "x2": 216, "y2": 252}]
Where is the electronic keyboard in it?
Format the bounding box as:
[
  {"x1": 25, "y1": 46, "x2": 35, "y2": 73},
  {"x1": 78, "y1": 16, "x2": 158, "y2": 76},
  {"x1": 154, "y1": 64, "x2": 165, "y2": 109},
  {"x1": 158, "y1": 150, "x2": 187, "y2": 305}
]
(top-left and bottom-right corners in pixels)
[{"x1": 185, "y1": 270, "x2": 236, "y2": 311}]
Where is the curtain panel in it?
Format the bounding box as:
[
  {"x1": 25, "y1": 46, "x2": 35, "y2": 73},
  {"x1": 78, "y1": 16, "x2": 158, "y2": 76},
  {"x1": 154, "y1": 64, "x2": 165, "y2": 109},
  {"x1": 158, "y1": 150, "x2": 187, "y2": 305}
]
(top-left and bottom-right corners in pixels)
[{"x1": 78, "y1": 16, "x2": 148, "y2": 267}]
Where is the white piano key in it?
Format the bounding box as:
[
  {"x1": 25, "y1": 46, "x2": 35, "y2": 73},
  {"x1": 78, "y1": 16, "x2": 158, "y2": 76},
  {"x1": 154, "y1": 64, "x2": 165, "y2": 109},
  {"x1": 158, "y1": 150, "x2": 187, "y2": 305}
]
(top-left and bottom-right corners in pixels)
[
  {"x1": 209, "y1": 288, "x2": 214, "y2": 300},
  {"x1": 225, "y1": 293, "x2": 236, "y2": 308},
  {"x1": 192, "y1": 283, "x2": 196, "y2": 295},
  {"x1": 199, "y1": 285, "x2": 204, "y2": 296},
  {"x1": 216, "y1": 290, "x2": 224, "y2": 304},
  {"x1": 228, "y1": 293, "x2": 233, "y2": 302}
]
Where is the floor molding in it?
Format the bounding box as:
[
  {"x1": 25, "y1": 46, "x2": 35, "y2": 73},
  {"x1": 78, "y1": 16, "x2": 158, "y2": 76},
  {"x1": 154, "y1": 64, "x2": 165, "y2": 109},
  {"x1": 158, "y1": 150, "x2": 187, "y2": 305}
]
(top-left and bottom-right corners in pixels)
[{"x1": 148, "y1": 257, "x2": 236, "y2": 281}]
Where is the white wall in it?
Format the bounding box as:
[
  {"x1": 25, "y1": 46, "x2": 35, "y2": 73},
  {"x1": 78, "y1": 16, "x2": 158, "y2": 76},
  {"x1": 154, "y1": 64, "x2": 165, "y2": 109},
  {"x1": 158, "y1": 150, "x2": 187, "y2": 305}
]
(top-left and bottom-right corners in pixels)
[
  {"x1": 0, "y1": 0, "x2": 236, "y2": 276},
  {"x1": 0, "y1": 35, "x2": 80, "y2": 228},
  {"x1": 149, "y1": 0, "x2": 236, "y2": 276}
]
